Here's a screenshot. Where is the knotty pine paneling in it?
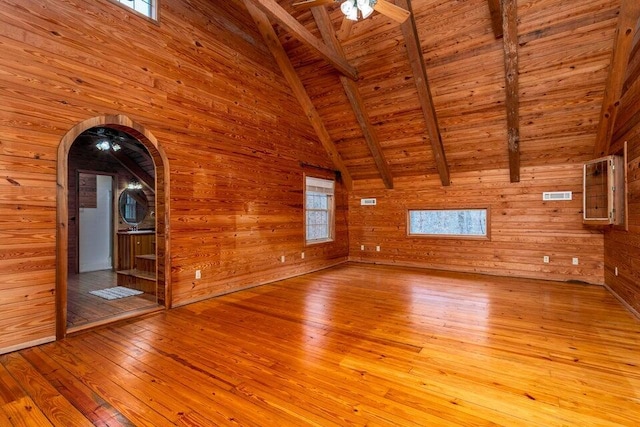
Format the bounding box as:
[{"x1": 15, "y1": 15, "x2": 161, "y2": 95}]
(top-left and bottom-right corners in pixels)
[
  {"x1": 282, "y1": 0, "x2": 620, "y2": 184},
  {"x1": 0, "y1": 0, "x2": 347, "y2": 353},
  {"x1": 349, "y1": 165, "x2": 604, "y2": 284},
  {"x1": 606, "y1": 21, "x2": 640, "y2": 315}
]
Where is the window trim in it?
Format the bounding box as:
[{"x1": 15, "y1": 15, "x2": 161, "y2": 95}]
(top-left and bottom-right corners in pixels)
[
  {"x1": 106, "y1": 0, "x2": 160, "y2": 24},
  {"x1": 304, "y1": 175, "x2": 335, "y2": 245},
  {"x1": 406, "y1": 207, "x2": 491, "y2": 240}
]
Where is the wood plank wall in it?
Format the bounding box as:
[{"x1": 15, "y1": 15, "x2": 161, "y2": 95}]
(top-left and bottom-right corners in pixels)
[
  {"x1": 606, "y1": 18, "x2": 640, "y2": 314},
  {"x1": 0, "y1": 0, "x2": 348, "y2": 354},
  {"x1": 349, "y1": 165, "x2": 605, "y2": 284}
]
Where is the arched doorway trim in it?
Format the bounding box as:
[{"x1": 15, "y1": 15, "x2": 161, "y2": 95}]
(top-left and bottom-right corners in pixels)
[{"x1": 56, "y1": 115, "x2": 171, "y2": 339}]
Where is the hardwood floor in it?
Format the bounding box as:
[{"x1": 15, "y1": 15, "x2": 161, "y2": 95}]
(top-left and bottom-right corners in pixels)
[
  {"x1": 67, "y1": 270, "x2": 159, "y2": 329},
  {"x1": 2, "y1": 263, "x2": 640, "y2": 426}
]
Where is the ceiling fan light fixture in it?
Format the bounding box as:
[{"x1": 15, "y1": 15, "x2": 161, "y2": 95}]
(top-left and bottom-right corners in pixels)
[
  {"x1": 95, "y1": 139, "x2": 122, "y2": 152},
  {"x1": 96, "y1": 140, "x2": 111, "y2": 151},
  {"x1": 341, "y1": 1, "x2": 358, "y2": 21},
  {"x1": 341, "y1": 0, "x2": 377, "y2": 21},
  {"x1": 358, "y1": 1, "x2": 374, "y2": 19}
]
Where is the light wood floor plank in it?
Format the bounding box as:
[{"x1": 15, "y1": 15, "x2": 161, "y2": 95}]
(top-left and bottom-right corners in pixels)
[{"x1": 2, "y1": 263, "x2": 639, "y2": 425}]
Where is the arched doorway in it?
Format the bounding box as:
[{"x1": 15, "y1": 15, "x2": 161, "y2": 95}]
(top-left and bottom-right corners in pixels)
[{"x1": 56, "y1": 115, "x2": 171, "y2": 338}]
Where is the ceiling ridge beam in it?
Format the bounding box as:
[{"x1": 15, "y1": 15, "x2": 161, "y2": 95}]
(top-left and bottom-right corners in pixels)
[
  {"x1": 312, "y1": 7, "x2": 394, "y2": 189},
  {"x1": 501, "y1": 0, "x2": 520, "y2": 183},
  {"x1": 244, "y1": 0, "x2": 358, "y2": 81},
  {"x1": 243, "y1": 0, "x2": 353, "y2": 190},
  {"x1": 396, "y1": 0, "x2": 450, "y2": 186},
  {"x1": 594, "y1": 0, "x2": 640, "y2": 157}
]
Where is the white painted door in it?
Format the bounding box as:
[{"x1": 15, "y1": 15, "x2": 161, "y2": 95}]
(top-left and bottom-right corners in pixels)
[{"x1": 79, "y1": 174, "x2": 113, "y2": 272}]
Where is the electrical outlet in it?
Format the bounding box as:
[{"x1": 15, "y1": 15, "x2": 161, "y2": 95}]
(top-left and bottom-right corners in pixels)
[
  {"x1": 360, "y1": 245, "x2": 365, "y2": 251},
  {"x1": 195, "y1": 269, "x2": 201, "y2": 280},
  {"x1": 301, "y1": 252, "x2": 305, "y2": 259},
  {"x1": 280, "y1": 255, "x2": 285, "y2": 263},
  {"x1": 376, "y1": 245, "x2": 381, "y2": 252},
  {"x1": 543, "y1": 256, "x2": 549, "y2": 263},
  {"x1": 572, "y1": 257, "x2": 579, "y2": 265}
]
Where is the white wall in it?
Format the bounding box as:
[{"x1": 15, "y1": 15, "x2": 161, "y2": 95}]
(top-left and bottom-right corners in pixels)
[{"x1": 79, "y1": 174, "x2": 113, "y2": 272}]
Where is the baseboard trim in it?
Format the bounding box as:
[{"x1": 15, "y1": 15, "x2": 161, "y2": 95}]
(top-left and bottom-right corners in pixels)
[
  {"x1": 604, "y1": 283, "x2": 640, "y2": 321},
  {"x1": 66, "y1": 305, "x2": 165, "y2": 336},
  {"x1": 172, "y1": 258, "x2": 348, "y2": 308},
  {"x1": 0, "y1": 336, "x2": 56, "y2": 356},
  {"x1": 348, "y1": 258, "x2": 605, "y2": 286}
]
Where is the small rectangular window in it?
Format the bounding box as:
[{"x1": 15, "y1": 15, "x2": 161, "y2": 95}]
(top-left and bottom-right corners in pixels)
[
  {"x1": 112, "y1": 0, "x2": 157, "y2": 20},
  {"x1": 305, "y1": 176, "x2": 335, "y2": 244},
  {"x1": 408, "y1": 208, "x2": 489, "y2": 238}
]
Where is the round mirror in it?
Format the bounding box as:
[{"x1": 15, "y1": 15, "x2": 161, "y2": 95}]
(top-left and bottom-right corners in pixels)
[{"x1": 119, "y1": 188, "x2": 149, "y2": 225}]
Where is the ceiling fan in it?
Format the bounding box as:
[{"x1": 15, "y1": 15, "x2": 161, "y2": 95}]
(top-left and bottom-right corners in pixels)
[{"x1": 291, "y1": 0, "x2": 410, "y2": 24}]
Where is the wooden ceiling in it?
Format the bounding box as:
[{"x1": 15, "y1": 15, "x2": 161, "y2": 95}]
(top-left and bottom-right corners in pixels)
[{"x1": 238, "y1": 0, "x2": 621, "y2": 188}]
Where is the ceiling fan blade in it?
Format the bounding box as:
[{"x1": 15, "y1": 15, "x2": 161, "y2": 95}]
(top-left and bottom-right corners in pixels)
[
  {"x1": 291, "y1": 0, "x2": 336, "y2": 9},
  {"x1": 373, "y1": 0, "x2": 410, "y2": 23},
  {"x1": 336, "y1": 18, "x2": 354, "y2": 41}
]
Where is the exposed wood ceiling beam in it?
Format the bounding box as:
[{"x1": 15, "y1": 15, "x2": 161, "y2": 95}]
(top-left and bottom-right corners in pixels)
[
  {"x1": 243, "y1": 0, "x2": 358, "y2": 81},
  {"x1": 396, "y1": 0, "x2": 450, "y2": 186},
  {"x1": 243, "y1": 0, "x2": 354, "y2": 190},
  {"x1": 312, "y1": 7, "x2": 394, "y2": 189},
  {"x1": 594, "y1": 0, "x2": 640, "y2": 157},
  {"x1": 336, "y1": 18, "x2": 354, "y2": 42},
  {"x1": 109, "y1": 150, "x2": 155, "y2": 193},
  {"x1": 502, "y1": 0, "x2": 520, "y2": 183},
  {"x1": 487, "y1": 0, "x2": 503, "y2": 38},
  {"x1": 374, "y1": 0, "x2": 411, "y2": 24}
]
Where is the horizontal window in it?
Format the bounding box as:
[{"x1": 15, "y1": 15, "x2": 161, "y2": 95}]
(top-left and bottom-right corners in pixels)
[{"x1": 408, "y1": 208, "x2": 489, "y2": 238}]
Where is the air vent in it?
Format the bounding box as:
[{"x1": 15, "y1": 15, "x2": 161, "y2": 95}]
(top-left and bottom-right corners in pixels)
[
  {"x1": 542, "y1": 191, "x2": 572, "y2": 201},
  {"x1": 361, "y1": 198, "x2": 377, "y2": 206}
]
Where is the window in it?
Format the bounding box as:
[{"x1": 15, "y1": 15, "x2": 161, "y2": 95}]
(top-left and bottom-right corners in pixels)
[
  {"x1": 113, "y1": 0, "x2": 157, "y2": 20},
  {"x1": 408, "y1": 208, "x2": 489, "y2": 238},
  {"x1": 305, "y1": 176, "x2": 335, "y2": 244}
]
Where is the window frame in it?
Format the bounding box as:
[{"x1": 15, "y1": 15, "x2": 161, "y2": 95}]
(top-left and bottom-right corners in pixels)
[
  {"x1": 304, "y1": 175, "x2": 335, "y2": 245},
  {"x1": 406, "y1": 207, "x2": 491, "y2": 240},
  {"x1": 107, "y1": 0, "x2": 160, "y2": 23}
]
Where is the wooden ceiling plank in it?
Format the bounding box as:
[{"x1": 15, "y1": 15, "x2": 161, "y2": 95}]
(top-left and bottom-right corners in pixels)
[
  {"x1": 109, "y1": 150, "x2": 155, "y2": 192},
  {"x1": 487, "y1": 0, "x2": 503, "y2": 39},
  {"x1": 292, "y1": 0, "x2": 336, "y2": 10},
  {"x1": 312, "y1": 7, "x2": 394, "y2": 189},
  {"x1": 243, "y1": 0, "x2": 353, "y2": 190},
  {"x1": 396, "y1": 0, "x2": 451, "y2": 186},
  {"x1": 594, "y1": 0, "x2": 640, "y2": 157},
  {"x1": 502, "y1": 0, "x2": 520, "y2": 183},
  {"x1": 244, "y1": 0, "x2": 358, "y2": 81}
]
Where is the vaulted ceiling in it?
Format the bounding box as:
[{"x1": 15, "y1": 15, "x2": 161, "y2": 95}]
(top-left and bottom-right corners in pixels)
[{"x1": 239, "y1": 0, "x2": 623, "y2": 188}]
